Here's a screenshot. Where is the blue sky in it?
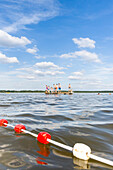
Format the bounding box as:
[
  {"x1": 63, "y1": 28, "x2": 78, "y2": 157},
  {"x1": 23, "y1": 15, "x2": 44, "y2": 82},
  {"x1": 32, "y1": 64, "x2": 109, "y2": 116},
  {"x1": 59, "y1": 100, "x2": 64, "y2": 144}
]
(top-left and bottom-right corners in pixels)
[{"x1": 0, "y1": 0, "x2": 113, "y2": 90}]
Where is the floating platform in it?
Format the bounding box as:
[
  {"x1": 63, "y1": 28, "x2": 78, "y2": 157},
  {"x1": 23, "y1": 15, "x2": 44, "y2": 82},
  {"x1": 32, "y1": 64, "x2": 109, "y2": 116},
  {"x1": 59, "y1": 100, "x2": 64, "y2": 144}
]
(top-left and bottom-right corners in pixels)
[{"x1": 45, "y1": 91, "x2": 73, "y2": 95}]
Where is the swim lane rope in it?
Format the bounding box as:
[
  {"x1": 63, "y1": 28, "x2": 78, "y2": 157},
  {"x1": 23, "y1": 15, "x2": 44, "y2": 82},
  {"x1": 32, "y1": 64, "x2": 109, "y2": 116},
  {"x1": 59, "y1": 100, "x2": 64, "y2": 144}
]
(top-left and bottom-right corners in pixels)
[{"x1": 0, "y1": 119, "x2": 113, "y2": 167}]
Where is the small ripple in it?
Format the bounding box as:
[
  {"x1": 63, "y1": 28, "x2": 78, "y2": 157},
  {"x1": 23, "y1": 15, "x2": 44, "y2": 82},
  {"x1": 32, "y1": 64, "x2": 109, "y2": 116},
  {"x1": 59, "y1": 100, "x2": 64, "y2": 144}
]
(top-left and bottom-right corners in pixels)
[
  {"x1": 39, "y1": 115, "x2": 73, "y2": 122},
  {"x1": 11, "y1": 102, "x2": 26, "y2": 104},
  {"x1": 101, "y1": 109, "x2": 113, "y2": 113},
  {"x1": 0, "y1": 105, "x2": 11, "y2": 107}
]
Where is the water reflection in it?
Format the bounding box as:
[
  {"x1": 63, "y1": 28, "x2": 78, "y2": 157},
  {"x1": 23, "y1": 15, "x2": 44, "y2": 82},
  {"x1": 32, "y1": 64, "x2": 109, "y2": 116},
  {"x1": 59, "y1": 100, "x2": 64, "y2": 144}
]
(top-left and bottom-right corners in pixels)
[
  {"x1": 73, "y1": 158, "x2": 90, "y2": 169},
  {"x1": 37, "y1": 141, "x2": 90, "y2": 169},
  {"x1": 0, "y1": 151, "x2": 26, "y2": 168},
  {"x1": 37, "y1": 142, "x2": 50, "y2": 157},
  {"x1": 36, "y1": 142, "x2": 50, "y2": 165},
  {"x1": 52, "y1": 147, "x2": 90, "y2": 169}
]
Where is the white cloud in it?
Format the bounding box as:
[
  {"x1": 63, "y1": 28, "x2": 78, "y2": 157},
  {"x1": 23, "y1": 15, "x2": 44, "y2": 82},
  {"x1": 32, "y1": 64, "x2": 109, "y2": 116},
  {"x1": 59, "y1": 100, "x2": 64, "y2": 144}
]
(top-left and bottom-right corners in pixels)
[
  {"x1": 1, "y1": 0, "x2": 60, "y2": 32},
  {"x1": 0, "y1": 52, "x2": 19, "y2": 63},
  {"x1": 26, "y1": 46, "x2": 39, "y2": 55},
  {"x1": 34, "y1": 70, "x2": 64, "y2": 76},
  {"x1": 35, "y1": 62, "x2": 64, "y2": 70},
  {"x1": 18, "y1": 75, "x2": 35, "y2": 80},
  {"x1": 102, "y1": 67, "x2": 113, "y2": 73},
  {"x1": 68, "y1": 71, "x2": 83, "y2": 80},
  {"x1": 17, "y1": 69, "x2": 64, "y2": 80},
  {"x1": 60, "y1": 50, "x2": 101, "y2": 63},
  {"x1": 60, "y1": 52, "x2": 77, "y2": 59},
  {"x1": 67, "y1": 63, "x2": 72, "y2": 67},
  {"x1": 68, "y1": 75, "x2": 82, "y2": 80},
  {"x1": 35, "y1": 56, "x2": 41, "y2": 59},
  {"x1": 72, "y1": 37, "x2": 95, "y2": 48},
  {"x1": 17, "y1": 67, "x2": 33, "y2": 72},
  {"x1": 4, "y1": 14, "x2": 42, "y2": 33},
  {"x1": 73, "y1": 71, "x2": 83, "y2": 76},
  {"x1": 75, "y1": 50, "x2": 101, "y2": 63},
  {"x1": 0, "y1": 30, "x2": 31, "y2": 47},
  {"x1": 16, "y1": 61, "x2": 65, "y2": 80},
  {"x1": 33, "y1": 70, "x2": 45, "y2": 76},
  {"x1": 46, "y1": 70, "x2": 65, "y2": 75}
]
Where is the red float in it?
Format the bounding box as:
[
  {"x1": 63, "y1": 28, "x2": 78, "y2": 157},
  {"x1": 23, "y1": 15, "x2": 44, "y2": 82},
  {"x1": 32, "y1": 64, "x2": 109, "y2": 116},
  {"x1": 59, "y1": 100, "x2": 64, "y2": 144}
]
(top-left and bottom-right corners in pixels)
[
  {"x1": 14, "y1": 124, "x2": 26, "y2": 133},
  {"x1": 0, "y1": 119, "x2": 8, "y2": 127},
  {"x1": 37, "y1": 132, "x2": 51, "y2": 144}
]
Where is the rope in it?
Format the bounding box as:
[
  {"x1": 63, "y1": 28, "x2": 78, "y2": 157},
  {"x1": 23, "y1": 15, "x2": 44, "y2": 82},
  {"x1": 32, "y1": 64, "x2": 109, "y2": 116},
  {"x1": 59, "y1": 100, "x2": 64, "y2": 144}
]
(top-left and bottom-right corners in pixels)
[{"x1": 0, "y1": 119, "x2": 113, "y2": 167}]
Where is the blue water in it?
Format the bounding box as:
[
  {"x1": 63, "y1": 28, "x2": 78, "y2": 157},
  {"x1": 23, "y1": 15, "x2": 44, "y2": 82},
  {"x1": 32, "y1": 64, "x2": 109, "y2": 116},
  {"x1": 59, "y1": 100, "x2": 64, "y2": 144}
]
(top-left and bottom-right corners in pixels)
[{"x1": 0, "y1": 93, "x2": 113, "y2": 169}]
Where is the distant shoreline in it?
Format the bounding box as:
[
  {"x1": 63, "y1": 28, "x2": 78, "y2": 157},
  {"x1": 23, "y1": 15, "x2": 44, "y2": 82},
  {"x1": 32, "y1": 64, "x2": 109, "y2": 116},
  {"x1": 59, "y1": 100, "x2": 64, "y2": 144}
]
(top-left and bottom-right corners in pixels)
[{"x1": 0, "y1": 90, "x2": 113, "y2": 93}]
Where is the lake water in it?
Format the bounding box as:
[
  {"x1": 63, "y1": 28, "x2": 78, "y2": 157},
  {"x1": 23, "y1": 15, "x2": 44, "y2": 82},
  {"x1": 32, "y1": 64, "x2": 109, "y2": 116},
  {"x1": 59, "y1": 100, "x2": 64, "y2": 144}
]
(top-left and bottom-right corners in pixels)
[{"x1": 0, "y1": 93, "x2": 113, "y2": 170}]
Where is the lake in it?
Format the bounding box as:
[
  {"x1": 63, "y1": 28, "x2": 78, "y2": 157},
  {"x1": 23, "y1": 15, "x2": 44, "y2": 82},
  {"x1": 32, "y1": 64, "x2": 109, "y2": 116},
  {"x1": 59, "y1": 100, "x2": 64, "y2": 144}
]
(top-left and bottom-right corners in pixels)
[{"x1": 0, "y1": 93, "x2": 113, "y2": 170}]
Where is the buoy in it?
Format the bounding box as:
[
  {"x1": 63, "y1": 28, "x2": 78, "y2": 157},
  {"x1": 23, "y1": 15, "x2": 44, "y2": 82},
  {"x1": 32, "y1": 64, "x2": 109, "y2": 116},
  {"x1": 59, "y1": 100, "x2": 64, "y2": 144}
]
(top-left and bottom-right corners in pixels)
[
  {"x1": 14, "y1": 124, "x2": 26, "y2": 133},
  {"x1": 73, "y1": 143, "x2": 91, "y2": 160},
  {"x1": 37, "y1": 132, "x2": 51, "y2": 144},
  {"x1": 0, "y1": 119, "x2": 8, "y2": 127},
  {"x1": 0, "y1": 119, "x2": 113, "y2": 167}
]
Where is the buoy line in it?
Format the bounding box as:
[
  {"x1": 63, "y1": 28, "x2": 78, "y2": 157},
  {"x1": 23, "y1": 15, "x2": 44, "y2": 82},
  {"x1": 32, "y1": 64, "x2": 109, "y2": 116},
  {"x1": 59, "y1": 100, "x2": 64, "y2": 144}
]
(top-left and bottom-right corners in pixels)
[{"x1": 0, "y1": 119, "x2": 113, "y2": 167}]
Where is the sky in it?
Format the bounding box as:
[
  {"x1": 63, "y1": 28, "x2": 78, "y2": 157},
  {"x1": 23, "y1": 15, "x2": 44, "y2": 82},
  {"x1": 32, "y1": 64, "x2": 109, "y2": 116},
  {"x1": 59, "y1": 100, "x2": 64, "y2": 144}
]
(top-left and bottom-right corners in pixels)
[{"x1": 0, "y1": 0, "x2": 113, "y2": 90}]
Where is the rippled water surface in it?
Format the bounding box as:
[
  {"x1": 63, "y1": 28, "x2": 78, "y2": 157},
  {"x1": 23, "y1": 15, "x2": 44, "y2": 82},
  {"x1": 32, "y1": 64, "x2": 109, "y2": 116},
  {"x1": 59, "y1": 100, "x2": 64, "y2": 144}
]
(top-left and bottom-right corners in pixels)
[{"x1": 0, "y1": 93, "x2": 113, "y2": 170}]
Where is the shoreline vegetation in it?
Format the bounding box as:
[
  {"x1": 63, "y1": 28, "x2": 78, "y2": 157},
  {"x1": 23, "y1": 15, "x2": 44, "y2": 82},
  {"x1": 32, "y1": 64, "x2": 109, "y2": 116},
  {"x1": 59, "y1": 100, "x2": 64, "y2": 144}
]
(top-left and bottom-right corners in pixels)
[{"x1": 0, "y1": 90, "x2": 113, "y2": 93}]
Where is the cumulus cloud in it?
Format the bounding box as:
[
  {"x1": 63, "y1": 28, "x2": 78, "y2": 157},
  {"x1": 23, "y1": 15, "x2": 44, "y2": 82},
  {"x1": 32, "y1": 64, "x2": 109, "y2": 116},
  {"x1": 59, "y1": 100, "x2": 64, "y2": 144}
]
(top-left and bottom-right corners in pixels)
[
  {"x1": 18, "y1": 75, "x2": 35, "y2": 80},
  {"x1": 17, "y1": 67, "x2": 33, "y2": 72},
  {"x1": 60, "y1": 52, "x2": 77, "y2": 59},
  {"x1": 33, "y1": 70, "x2": 64, "y2": 76},
  {"x1": 60, "y1": 50, "x2": 101, "y2": 63},
  {"x1": 68, "y1": 71, "x2": 83, "y2": 80},
  {"x1": 35, "y1": 62, "x2": 64, "y2": 70},
  {"x1": 75, "y1": 50, "x2": 101, "y2": 63},
  {"x1": 73, "y1": 71, "x2": 83, "y2": 76},
  {"x1": 72, "y1": 37, "x2": 95, "y2": 48},
  {"x1": 0, "y1": 52, "x2": 19, "y2": 63},
  {"x1": 0, "y1": 30, "x2": 31, "y2": 47},
  {"x1": 33, "y1": 70, "x2": 45, "y2": 76},
  {"x1": 102, "y1": 67, "x2": 113, "y2": 72},
  {"x1": 16, "y1": 61, "x2": 65, "y2": 80},
  {"x1": 26, "y1": 46, "x2": 39, "y2": 55},
  {"x1": 17, "y1": 69, "x2": 64, "y2": 80},
  {"x1": 68, "y1": 75, "x2": 82, "y2": 80},
  {"x1": 45, "y1": 70, "x2": 65, "y2": 75}
]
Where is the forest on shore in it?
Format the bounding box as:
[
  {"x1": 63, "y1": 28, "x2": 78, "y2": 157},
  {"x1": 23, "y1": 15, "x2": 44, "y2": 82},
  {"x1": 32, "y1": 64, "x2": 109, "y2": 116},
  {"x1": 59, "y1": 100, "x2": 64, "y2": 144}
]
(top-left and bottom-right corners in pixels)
[{"x1": 0, "y1": 90, "x2": 113, "y2": 93}]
